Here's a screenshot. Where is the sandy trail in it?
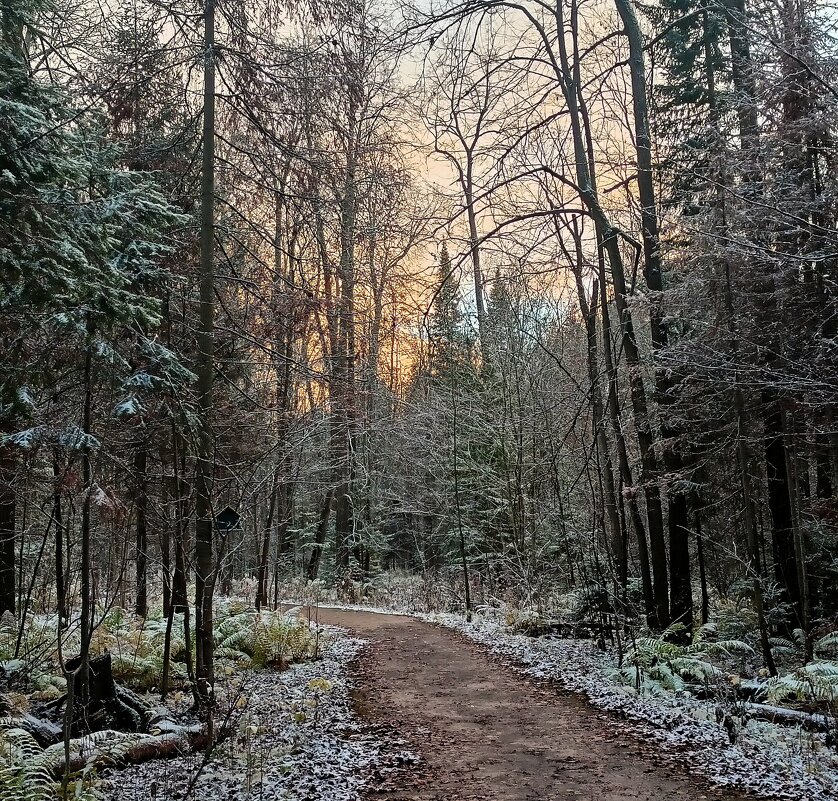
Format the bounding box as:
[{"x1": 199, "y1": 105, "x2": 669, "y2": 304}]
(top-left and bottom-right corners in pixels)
[{"x1": 304, "y1": 608, "x2": 754, "y2": 801}]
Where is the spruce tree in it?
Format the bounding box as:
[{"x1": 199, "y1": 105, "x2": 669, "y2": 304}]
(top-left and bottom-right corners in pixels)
[{"x1": 0, "y1": 0, "x2": 182, "y2": 622}]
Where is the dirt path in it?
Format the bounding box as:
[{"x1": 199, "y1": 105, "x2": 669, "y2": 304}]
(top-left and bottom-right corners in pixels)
[{"x1": 307, "y1": 608, "x2": 754, "y2": 801}]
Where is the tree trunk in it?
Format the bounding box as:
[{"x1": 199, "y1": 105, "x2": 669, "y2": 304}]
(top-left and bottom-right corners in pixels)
[
  {"x1": 598, "y1": 266, "x2": 653, "y2": 617},
  {"x1": 79, "y1": 319, "x2": 95, "y2": 705},
  {"x1": 193, "y1": 0, "x2": 216, "y2": 716},
  {"x1": 694, "y1": 501, "x2": 710, "y2": 626},
  {"x1": 257, "y1": 472, "x2": 278, "y2": 610},
  {"x1": 0, "y1": 444, "x2": 15, "y2": 618},
  {"x1": 53, "y1": 455, "x2": 67, "y2": 626},
  {"x1": 134, "y1": 441, "x2": 148, "y2": 618},
  {"x1": 614, "y1": 0, "x2": 692, "y2": 633},
  {"x1": 572, "y1": 261, "x2": 623, "y2": 587},
  {"x1": 332, "y1": 106, "x2": 359, "y2": 578},
  {"x1": 765, "y1": 403, "x2": 801, "y2": 630},
  {"x1": 464, "y1": 164, "x2": 486, "y2": 342},
  {"x1": 452, "y1": 377, "x2": 472, "y2": 622},
  {"x1": 306, "y1": 488, "x2": 333, "y2": 581},
  {"x1": 559, "y1": 0, "x2": 670, "y2": 627}
]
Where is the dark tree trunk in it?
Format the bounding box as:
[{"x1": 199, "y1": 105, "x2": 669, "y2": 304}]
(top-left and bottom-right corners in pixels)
[
  {"x1": 194, "y1": 0, "x2": 217, "y2": 716},
  {"x1": 257, "y1": 474, "x2": 278, "y2": 610},
  {"x1": 306, "y1": 488, "x2": 333, "y2": 581},
  {"x1": 53, "y1": 455, "x2": 67, "y2": 626},
  {"x1": 0, "y1": 445, "x2": 15, "y2": 618},
  {"x1": 598, "y1": 268, "x2": 653, "y2": 617},
  {"x1": 615, "y1": 0, "x2": 692, "y2": 634},
  {"x1": 78, "y1": 318, "x2": 95, "y2": 705},
  {"x1": 334, "y1": 480, "x2": 352, "y2": 574},
  {"x1": 63, "y1": 653, "x2": 151, "y2": 736},
  {"x1": 764, "y1": 402, "x2": 801, "y2": 629},
  {"x1": 134, "y1": 442, "x2": 148, "y2": 618},
  {"x1": 572, "y1": 55, "x2": 669, "y2": 627},
  {"x1": 694, "y1": 501, "x2": 710, "y2": 626},
  {"x1": 572, "y1": 262, "x2": 623, "y2": 587},
  {"x1": 161, "y1": 516, "x2": 171, "y2": 619},
  {"x1": 667, "y1": 494, "x2": 693, "y2": 632}
]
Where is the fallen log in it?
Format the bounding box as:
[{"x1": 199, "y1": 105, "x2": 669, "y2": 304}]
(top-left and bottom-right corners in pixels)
[
  {"x1": 741, "y1": 702, "x2": 834, "y2": 733},
  {"x1": 46, "y1": 726, "x2": 214, "y2": 777},
  {"x1": 23, "y1": 713, "x2": 63, "y2": 746},
  {"x1": 0, "y1": 712, "x2": 62, "y2": 746},
  {"x1": 523, "y1": 620, "x2": 606, "y2": 639}
]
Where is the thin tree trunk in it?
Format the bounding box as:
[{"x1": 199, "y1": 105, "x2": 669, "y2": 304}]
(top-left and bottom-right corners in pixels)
[
  {"x1": 167, "y1": 428, "x2": 199, "y2": 704},
  {"x1": 194, "y1": 0, "x2": 216, "y2": 717},
  {"x1": 134, "y1": 441, "x2": 148, "y2": 617},
  {"x1": 257, "y1": 473, "x2": 278, "y2": 610},
  {"x1": 53, "y1": 455, "x2": 67, "y2": 626},
  {"x1": 560, "y1": 0, "x2": 669, "y2": 627},
  {"x1": 452, "y1": 378, "x2": 472, "y2": 622},
  {"x1": 572, "y1": 260, "x2": 623, "y2": 588},
  {"x1": 0, "y1": 445, "x2": 15, "y2": 618},
  {"x1": 333, "y1": 107, "x2": 359, "y2": 576},
  {"x1": 464, "y1": 168, "x2": 486, "y2": 342},
  {"x1": 79, "y1": 318, "x2": 95, "y2": 705},
  {"x1": 598, "y1": 249, "x2": 653, "y2": 614},
  {"x1": 694, "y1": 501, "x2": 710, "y2": 627},
  {"x1": 614, "y1": 0, "x2": 692, "y2": 633},
  {"x1": 306, "y1": 489, "x2": 333, "y2": 581},
  {"x1": 765, "y1": 404, "x2": 801, "y2": 629}
]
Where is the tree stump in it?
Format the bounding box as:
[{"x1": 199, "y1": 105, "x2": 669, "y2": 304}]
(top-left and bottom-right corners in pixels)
[{"x1": 62, "y1": 653, "x2": 153, "y2": 735}]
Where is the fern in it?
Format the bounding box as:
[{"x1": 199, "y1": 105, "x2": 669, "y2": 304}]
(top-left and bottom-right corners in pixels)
[
  {"x1": 42, "y1": 730, "x2": 148, "y2": 773},
  {"x1": 213, "y1": 608, "x2": 320, "y2": 669},
  {"x1": 0, "y1": 728, "x2": 56, "y2": 801},
  {"x1": 814, "y1": 630, "x2": 838, "y2": 655},
  {"x1": 621, "y1": 625, "x2": 752, "y2": 696},
  {"x1": 766, "y1": 661, "x2": 838, "y2": 703}
]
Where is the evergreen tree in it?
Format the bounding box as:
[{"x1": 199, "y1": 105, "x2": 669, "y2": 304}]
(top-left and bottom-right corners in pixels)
[
  {"x1": 0, "y1": 0, "x2": 183, "y2": 618},
  {"x1": 428, "y1": 241, "x2": 469, "y2": 382}
]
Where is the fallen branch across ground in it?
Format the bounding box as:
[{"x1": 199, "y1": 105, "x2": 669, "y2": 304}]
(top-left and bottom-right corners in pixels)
[
  {"x1": 46, "y1": 724, "x2": 214, "y2": 776},
  {"x1": 741, "y1": 703, "x2": 834, "y2": 733}
]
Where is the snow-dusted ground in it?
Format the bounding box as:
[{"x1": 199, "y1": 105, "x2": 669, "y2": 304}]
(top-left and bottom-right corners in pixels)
[
  {"x1": 99, "y1": 627, "x2": 414, "y2": 801},
  {"x1": 279, "y1": 600, "x2": 411, "y2": 616},
  {"x1": 425, "y1": 613, "x2": 838, "y2": 801}
]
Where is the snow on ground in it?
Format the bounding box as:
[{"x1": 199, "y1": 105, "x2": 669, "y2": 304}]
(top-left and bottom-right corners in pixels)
[
  {"x1": 280, "y1": 600, "x2": 410, "y2": 616},
  {"x1": 99, "y1": 626, "x2": 414, "y2": 801},
  {"x1": 426, "y1": 613, "x2": 838, "y2": 801}
]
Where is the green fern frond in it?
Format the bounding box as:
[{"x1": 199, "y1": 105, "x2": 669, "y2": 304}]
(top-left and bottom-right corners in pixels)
[
  {"x1": 815, "y1": 631, "x2": 838, "y2": 654},
  {"x1": 766, "y1": 667, "x2": 838, "y2": 703},
  {"x1": 0, "y1": 728, "x2": 53, "y2": 801},
  {"x1": 689, "y1": 639, "x2": 753, "y2": 658},
  {"x1": 803, "y1": 661, "x2": 838, "y2": 678}
]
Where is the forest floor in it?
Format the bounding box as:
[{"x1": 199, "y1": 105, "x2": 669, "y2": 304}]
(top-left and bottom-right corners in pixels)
[{"x1": 310, "y1": 607, "x2": 756, "y2": 801}]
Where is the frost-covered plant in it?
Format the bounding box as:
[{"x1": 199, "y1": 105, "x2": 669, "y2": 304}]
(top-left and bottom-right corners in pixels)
[
  {"x1": 505, "y1": 607, "x2": 545, "y2": 634},
  {"x1": 305, "y1": 677, "x2": 333, "y2": 726},
  {"x1": 0, "y1": 724, "x2": 150, "y2": 801},
  {"x1": 89, "y1": 607, "x2": 187, "y2": 691},
  {"x1": 764, "y1": 631, "x2": 838, "y2": 706},
  {"x1": 766, "y1": 662, "x2": 838, "y2": 704},
  {"x1": 0, "y1": 728, "x2": 54, "y2": 801},
  {"x1": 617, "y1": 623, "x2": 753, "y2": 695},
  {"x1": 214, "y1": 608, "x2": 320, "y2": 669},
  {"x1": 0, "y1": 615, "x2": 64, "y2": 696}
]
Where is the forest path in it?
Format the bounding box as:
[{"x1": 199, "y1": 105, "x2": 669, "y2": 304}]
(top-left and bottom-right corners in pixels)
[{"x1": 305, "y1": 608, "x2": 754, "y2": 801}]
